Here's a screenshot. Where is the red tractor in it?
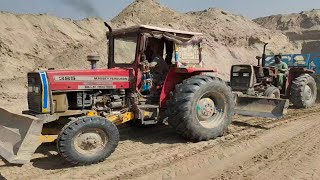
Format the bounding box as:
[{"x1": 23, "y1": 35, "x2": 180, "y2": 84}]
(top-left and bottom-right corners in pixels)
[
  {"x1": 0, "y1": 23, "x2": 234, "y2": 165},
  {"x1": 231, "y1": 43, "x2": 317, "y2": 118}
]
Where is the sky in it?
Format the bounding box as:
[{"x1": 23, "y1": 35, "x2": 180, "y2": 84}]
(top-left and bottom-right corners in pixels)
[{"x1": 0, "y1": 0, "x2": 319, "y2": 20}]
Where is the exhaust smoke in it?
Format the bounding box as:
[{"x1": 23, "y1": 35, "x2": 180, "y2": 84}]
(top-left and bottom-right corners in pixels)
[{"x1": 61, "y1": 0, "x2": 101, "y2": 18}]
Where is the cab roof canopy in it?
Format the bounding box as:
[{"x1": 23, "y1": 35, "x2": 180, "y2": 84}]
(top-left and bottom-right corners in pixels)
[{"x1": 112, "y1": 24, "x2": 203, "y2": 36}]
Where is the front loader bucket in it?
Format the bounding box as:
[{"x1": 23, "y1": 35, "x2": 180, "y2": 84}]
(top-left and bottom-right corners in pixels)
[
  {"x1": 234, "y1": 96, "x2": 289, "y2": 118},
  {"x1": 0, "y1": 108, "x2": 43, "y2": 164}
]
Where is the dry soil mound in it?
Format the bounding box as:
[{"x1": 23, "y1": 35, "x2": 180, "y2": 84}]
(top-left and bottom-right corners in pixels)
[
  {"x1": 0, "y1": 12, "x2": 108, "y2": 111},
  {"x1": 255, "y1": 9, "x2": 320, "y2": 54},
  {"x1": 0, "y1": 0, "x2": 296, "y2": 112}
]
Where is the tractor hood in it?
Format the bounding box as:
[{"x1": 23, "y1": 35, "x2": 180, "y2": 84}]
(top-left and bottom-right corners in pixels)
[{"x1": 45, "y1": 68, "x2": 134, "y2": 91}]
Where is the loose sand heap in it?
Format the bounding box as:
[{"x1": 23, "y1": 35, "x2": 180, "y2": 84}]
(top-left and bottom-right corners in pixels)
[
  {"x1": 255, "y1": 9, "x2": 320, "y2": 54},
  {"x1": 0, "y1": 0, "x2": 296, "y2": 112}
]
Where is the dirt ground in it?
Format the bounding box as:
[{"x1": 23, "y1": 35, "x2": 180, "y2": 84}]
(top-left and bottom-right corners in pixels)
[{"x1": 1, "y1": 105, "x2": 320, "y2": 180}]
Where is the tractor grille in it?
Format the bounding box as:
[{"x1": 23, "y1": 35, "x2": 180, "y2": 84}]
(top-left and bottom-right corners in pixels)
[
  {"x1": 231, "y1": 77, "x2": 251, "y2": 91},
  {"x1": 230, "y1": 65, "x2": 252, "y2": 92},
  {"x1": 27, "y1": 72, "x2": 42, "y2": 113}
]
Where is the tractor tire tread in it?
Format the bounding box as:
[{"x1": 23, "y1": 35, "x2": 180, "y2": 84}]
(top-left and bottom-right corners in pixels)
[
  {"x1": 57, "y1": 116, "x2": 119, "y2": 166},
  {"x1": 264, "y1": 86, "x2": 281, "y2": 98},
  {"x1": 290, "y1": 74, "x2": 317, "y2": 108},
  {"x1": 167, "y1": 75, "x2": 234, "y2": 142}
]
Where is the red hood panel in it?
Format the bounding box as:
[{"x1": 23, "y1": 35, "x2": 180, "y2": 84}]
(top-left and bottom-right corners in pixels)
[{"x1": 46, "y1": 68, "x2": 133, "y2": 91}]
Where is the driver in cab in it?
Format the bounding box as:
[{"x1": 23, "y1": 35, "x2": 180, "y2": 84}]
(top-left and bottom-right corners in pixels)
[{"x1": 271, "y1": 54, "x2": 288, "y2": 90}]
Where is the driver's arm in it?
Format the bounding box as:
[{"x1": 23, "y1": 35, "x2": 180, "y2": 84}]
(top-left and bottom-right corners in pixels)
[{"x1": 279, "y1": 63, "x2": 288, "y2": 73}]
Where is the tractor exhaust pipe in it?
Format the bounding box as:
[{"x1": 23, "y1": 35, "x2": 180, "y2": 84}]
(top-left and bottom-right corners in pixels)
[
  {"x1": 104, "y1": 22, "x2": 113, "y2": 69},
  {"x1": 261, "y1": 43, "x2": 268, "y2": 67},
  {"x1": 87, "y1": 55, "x2": 100, "y2": 69},
  {"x1": 104, "y1": 22, "x2": 113, "y2": 33}
]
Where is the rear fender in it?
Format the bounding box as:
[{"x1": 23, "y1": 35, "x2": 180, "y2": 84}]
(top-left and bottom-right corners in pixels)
[{"x1": 160, "y1": 67, "x2": 216, "y2": 107}]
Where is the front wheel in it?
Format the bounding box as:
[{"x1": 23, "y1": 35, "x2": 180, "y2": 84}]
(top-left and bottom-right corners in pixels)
[
  {"x1": 167, "y1": 75, "x2": 234, "y2": 141},
  {"x1": 57, "y1": 116, "x2": 119, "y2": 165},
  {"x1": 264, "y1": 86, "x2": 280, "y2": 98}
]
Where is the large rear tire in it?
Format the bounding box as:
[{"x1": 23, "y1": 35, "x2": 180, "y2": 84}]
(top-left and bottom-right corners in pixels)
[
  {"x1": 57, "y1": 116, "x2": 119, "y2": 165},
  {"x1": 167, "y1": 75, "x2": 234, "y2": 141},
  {"x1": 290, "y1": 74, "x2": 317, "y2": 108}
]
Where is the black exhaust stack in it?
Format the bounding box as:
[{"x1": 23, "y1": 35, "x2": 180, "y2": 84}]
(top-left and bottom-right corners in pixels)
[
  {"x1": 262, "y1": 43, "x2": 268, "y2": 67},
  {"x1": 104, "y1": 22, "x2": 113, "y2": 34},
  {"x1": 104, "y1": 22, "x2": 114, "y2": 69}
]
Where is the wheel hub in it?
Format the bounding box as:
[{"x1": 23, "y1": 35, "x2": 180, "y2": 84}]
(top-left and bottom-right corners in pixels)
[
  {"x1": 196, "y1": 98, "x2": 216, "y2": 120},
  {"x1": 304, "y1": 85, "x2": 312, "y2": 101},
  {"x1": 75, "y1": 129, "x2": 107, "y2": 154}
]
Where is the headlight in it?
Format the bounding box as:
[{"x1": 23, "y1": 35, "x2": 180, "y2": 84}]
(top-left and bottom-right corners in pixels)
[
  {"x1": 233, "y1": 73, "x2": 239, "y2": 77},
  {"x1": 28, "y1": 86, "x2": 33, "y2": 92},
  {"x1": 34, "y1": 86, "x2": 40, "y2": 93},
  {"x1": 243, "y1": 73, "x2": 250, "y2": 77},
  {"x1": 28, "y1": 85, "x2": 40, "y2": 93}
]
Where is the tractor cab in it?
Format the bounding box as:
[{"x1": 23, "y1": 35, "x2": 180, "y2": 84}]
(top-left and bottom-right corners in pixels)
[
  {"x1": 106, "y1": 24, "x2": 206, "y2": 104},
  {"x1": 230, "y1": 64, "x2": 277, "y2": 95},
  {"x1": 230, "y1": 43, "x2": 278, "y2": 97},
  {"x1": 107, "y1": 24, "x2": 204, "y2": 69}
]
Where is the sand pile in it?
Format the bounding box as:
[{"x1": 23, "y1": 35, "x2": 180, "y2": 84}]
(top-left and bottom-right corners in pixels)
[
  {"x1": 0, "y1": 0, "x2": 296, "y2": 112},
  {"x1": 113, "y1": 0, "x2": 296, "y2": 77},
  {"x1": 255, "y1": 9, "x2": 320, "y2": 54}
]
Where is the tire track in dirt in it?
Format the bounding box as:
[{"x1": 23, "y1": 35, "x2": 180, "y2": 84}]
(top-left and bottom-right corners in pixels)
[
  {"x1": 0, "y1": 126, "x2": 189, "y2": 180},
  {"x1": 135, "y1": 113, "x2": 320, "y2": 180},
  {"x1": 38, "y1": 108, "x2": 320, "y2": 179},
  {"x1": 1, "y1": 105, "x2": 320, "y2": 180},
  {"x1": 215, "y1": 118, "x2": 320, "y2": 180}
]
